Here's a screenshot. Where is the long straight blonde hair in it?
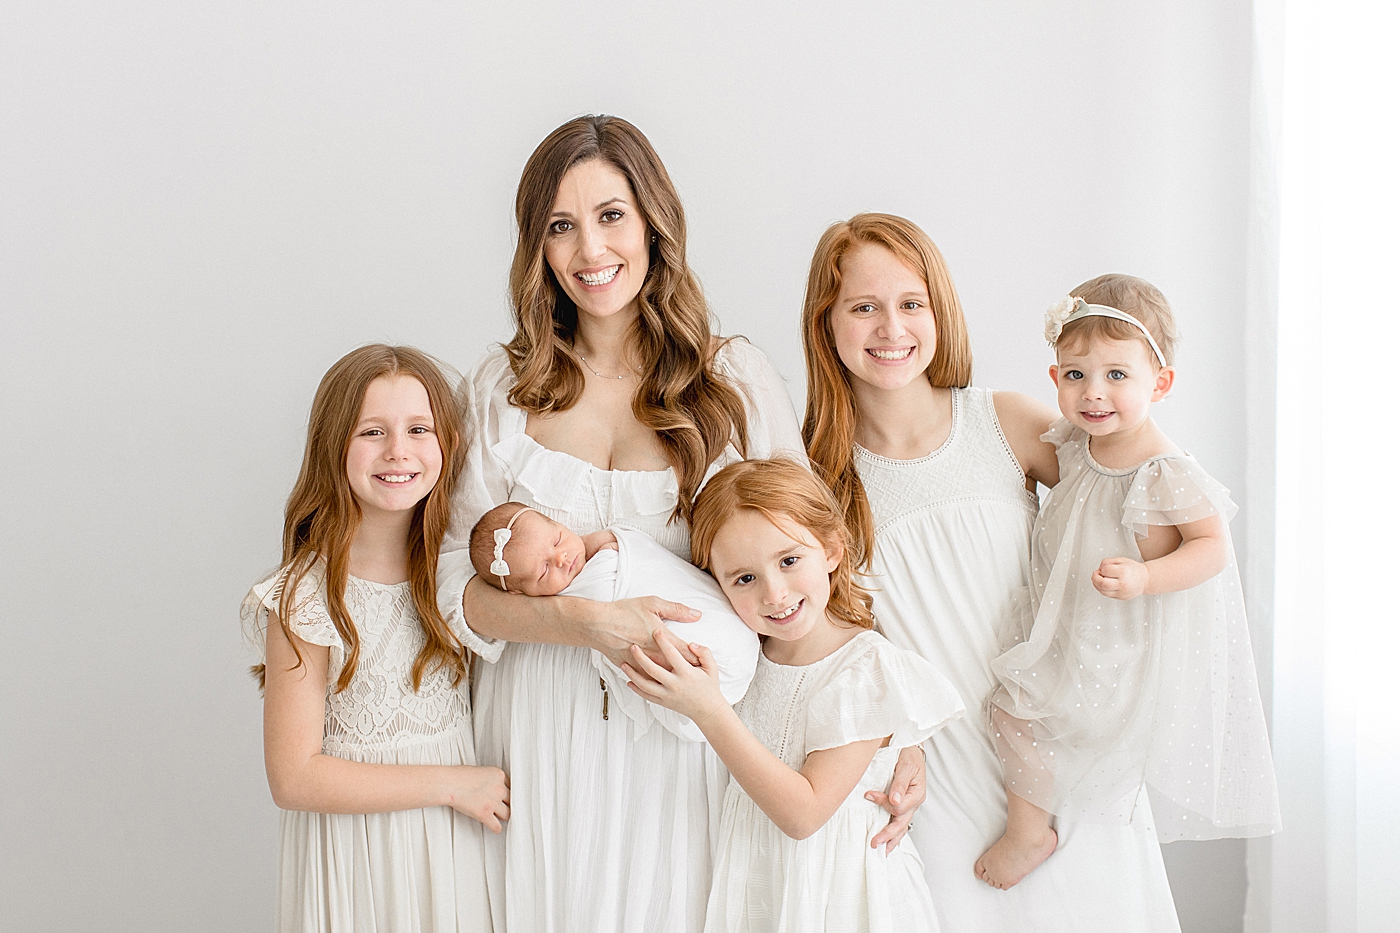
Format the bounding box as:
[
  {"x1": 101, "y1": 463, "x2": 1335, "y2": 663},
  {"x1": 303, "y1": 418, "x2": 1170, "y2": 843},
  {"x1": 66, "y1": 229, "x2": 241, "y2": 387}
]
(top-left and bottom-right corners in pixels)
[
  {"x1": 253, "y1": 344, "x2": 468, "y2": 693},
  {"x1": 505, "y1": 114, "x2": 748, "y2": 523},
  {"x1": 801, "y1": 213, "x2": 972, "y2": 569}
]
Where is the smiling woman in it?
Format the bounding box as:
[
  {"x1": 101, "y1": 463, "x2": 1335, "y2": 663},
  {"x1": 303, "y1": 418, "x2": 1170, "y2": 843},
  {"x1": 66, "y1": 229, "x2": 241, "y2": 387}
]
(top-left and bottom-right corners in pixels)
[{"x1": 436, "y1": 115, "x2": 812, "y2": 933}]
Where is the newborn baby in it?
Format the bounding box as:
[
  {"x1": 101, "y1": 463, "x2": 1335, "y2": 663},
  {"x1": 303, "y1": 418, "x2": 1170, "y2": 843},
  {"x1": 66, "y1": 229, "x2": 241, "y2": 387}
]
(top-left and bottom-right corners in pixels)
[{"x1": 469, "y1": 502, "x2": 759, "y2": 741}]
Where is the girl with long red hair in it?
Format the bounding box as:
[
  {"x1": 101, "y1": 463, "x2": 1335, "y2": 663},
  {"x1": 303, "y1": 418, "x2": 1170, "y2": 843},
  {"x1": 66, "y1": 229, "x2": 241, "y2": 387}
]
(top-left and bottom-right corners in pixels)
[
  {"x1": 801, "y1": 214, "x2": 1183, "y2": 931},
  {"x1": 245, "y1": 344, "x2": 508, "y2": 932}
]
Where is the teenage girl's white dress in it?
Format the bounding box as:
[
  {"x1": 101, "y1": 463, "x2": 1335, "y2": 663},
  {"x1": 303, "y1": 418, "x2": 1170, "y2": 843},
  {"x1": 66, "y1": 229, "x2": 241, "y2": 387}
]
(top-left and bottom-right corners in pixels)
[
  {"x1": 243, "y1": 564, "x2": 491, "y2": 933},
  {"x1": 705, "y1": 630, "x2": 964, "y2": 933},
  {"x1": 989, "y1": 419, "x2": 1280, "y2": 837},
  {"x1": 856, "y1": 386, "x2": 1182, "y2": 933},
  {"x1": 437, "y1": 341, "x2": 804, "y2": 933}
]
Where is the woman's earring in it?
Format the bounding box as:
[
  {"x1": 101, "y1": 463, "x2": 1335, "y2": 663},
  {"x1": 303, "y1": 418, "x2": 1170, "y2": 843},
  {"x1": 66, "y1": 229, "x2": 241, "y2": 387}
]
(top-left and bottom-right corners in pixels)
[{"x1": 650, "y1": 233, "x2": 658, "y2": 245}]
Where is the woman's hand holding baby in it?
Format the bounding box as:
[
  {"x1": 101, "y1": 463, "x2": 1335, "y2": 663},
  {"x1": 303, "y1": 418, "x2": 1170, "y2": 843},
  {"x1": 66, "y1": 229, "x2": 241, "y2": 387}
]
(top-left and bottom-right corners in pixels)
[
  {"x1": 589, "y1": 597, "x2": 700, "y2": 670},
  {"x1": 622, "y1": 632, "x2": 730, "y2": 730},
  {"x1": 1092, "y1": 557, "x2": 1149, "y2": 600}
]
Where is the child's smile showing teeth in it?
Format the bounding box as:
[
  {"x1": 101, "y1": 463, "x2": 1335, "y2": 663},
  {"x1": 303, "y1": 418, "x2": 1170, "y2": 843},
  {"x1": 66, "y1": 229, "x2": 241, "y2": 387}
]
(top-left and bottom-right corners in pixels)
[
  {"x1": 375, "y1": 472, "x2": 419, "y2": 484},
  {"x1": 766, "y1": 599, "x2": 804, "y2": 622}
]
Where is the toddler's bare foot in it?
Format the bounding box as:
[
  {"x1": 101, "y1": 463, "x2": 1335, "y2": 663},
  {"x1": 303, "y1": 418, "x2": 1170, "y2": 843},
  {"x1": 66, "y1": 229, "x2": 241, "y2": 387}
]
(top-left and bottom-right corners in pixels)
[{"x1": 973, "y1": 823, "x2": 1058, "y2": 890}]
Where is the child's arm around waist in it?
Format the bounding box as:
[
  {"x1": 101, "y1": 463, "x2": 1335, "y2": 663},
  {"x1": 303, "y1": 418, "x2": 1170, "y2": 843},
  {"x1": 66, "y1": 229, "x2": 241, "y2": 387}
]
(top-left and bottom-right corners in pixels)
[
  {"x1": 262, "y1": 611, "x2": 511, "y2": 832},
  {"x1": 624, "y1": 634, "x2": 883, "y2": 841}
]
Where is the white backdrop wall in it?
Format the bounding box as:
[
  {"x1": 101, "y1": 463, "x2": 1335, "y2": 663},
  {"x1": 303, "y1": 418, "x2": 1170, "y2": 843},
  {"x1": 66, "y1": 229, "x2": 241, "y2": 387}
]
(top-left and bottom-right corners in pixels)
[{"x1": 0, "y1": 3, "x2": 1255, "y2": 930}]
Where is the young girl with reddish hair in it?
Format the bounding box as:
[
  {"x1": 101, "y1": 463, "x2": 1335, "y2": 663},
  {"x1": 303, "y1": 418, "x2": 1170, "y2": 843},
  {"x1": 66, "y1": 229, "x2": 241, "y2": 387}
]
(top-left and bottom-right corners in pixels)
[
  {"x1": 624, "y1": 458, "x2": 963, "y2": 933},
  {"x1": 244, "y1": 344, "x2": 508, "y2": 932}
]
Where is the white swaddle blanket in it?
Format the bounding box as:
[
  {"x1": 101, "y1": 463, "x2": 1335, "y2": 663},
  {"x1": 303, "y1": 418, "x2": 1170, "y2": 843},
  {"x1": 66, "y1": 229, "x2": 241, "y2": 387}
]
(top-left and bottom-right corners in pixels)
[{"x1": 565, "y1": 527, "x2": 760, "y2": 742}]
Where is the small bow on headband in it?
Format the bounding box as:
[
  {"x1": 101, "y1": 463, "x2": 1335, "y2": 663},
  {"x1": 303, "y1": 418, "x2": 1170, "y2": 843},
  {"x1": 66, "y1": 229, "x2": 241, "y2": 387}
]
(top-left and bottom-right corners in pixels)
[{"x1": 490, "y1": 528, "x2": 512, "y2": 579}]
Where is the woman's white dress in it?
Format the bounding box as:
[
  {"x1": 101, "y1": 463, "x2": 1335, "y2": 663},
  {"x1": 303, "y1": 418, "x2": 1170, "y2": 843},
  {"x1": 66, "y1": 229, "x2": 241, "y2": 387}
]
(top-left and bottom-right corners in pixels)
[
  {"x1": 705, "y1": 630, "x2": 964, "y2": 933},
  {"x1": 243, "y1": 565, "x2": 492, "y2": 933},
  {"x1": 989, "y1": 419, "x2": 1280, "y2": 838},
  {"x1": 856, "y1": 386, "x2": 1181, "y2": 933},
  {"x1": 438, "y1": 340, "x2": 804, "y2": 933}
]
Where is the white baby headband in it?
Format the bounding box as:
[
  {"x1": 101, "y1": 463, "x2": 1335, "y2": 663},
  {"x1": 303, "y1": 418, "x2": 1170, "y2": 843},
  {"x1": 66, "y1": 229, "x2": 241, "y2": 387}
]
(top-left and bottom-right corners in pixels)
[
  {"x1": 490, "y1": 506, "x2": 541, "y2": 588},
  {"x1": 1043, "y1": 296, "x2": 1167, "y2": 368}
]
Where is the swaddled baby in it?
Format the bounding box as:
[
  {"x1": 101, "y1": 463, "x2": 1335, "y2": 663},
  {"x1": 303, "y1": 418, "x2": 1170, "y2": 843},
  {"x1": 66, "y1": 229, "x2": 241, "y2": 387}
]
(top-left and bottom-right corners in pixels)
[{"x1": 469, "y1": 502, "x2": 759, "y2": 741}]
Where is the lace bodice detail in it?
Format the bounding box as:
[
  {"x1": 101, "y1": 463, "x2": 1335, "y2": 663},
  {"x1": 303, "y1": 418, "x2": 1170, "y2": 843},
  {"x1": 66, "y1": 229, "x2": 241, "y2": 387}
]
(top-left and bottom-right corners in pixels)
[
  {"x1": 243, "y1": 568, "x2": 471, "y2": 757},
  {"x1": 856, "y1": 386, "x2": 1038, "y2": 529}
]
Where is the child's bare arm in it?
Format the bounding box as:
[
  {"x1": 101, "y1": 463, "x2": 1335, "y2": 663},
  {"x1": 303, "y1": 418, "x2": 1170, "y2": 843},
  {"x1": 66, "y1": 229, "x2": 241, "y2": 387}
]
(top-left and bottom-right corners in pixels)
[
  {"x1": 1093, "y1": 514, "x2": 1229, "y2": 600},
  {"x1": 262, "y1": 613, "x2": 511, "y2": 831},
  {"x1": 624, "y1": 635, "x2": 884, "y2": 840}
]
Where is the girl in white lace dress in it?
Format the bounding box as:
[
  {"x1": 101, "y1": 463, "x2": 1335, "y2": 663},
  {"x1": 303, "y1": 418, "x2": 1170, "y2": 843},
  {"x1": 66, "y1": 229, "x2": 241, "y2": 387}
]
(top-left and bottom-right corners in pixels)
[
  {"x1": 244, "y1": 345, "x2": 509, "y2": 933},
  {"x1": 802, "y1": 214, "x2": 1183, "y2": 932},
  {"x1": 976, "y1": 276, "x2": 1281, "y2": 890},
  {"x1": 624, "y1": 458, "x2": 964, "y2": 933}
]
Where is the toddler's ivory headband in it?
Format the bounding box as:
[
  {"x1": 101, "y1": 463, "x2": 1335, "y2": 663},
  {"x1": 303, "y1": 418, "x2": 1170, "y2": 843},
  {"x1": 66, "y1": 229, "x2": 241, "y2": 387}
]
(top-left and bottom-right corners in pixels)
[
  {"x1": 490, "y1": 506, "x2": 540, "y2": 588},
  {"x1": 1043, "y1": 296, "x2": 1167, "y2": 368}
]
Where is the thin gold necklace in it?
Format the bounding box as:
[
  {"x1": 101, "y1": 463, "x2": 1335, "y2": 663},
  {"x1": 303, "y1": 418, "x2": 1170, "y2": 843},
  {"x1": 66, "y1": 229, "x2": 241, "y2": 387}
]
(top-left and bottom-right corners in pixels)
[{"x1": 573, "y1": 346, "x2": 637, "y2": 380}]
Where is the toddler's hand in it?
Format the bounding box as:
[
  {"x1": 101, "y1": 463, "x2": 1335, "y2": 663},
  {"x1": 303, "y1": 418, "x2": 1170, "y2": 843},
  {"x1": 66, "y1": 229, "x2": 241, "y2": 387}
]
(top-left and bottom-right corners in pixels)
[
  {"x1": 448, "y1": 765, "x2": 511, "y2": 833},
  {"x1": 1092, "y1": 557, "x2": 1149, "y2": 600},
  {"x1": 622, "y1": 633, "x2": 727, "y2": 726}
]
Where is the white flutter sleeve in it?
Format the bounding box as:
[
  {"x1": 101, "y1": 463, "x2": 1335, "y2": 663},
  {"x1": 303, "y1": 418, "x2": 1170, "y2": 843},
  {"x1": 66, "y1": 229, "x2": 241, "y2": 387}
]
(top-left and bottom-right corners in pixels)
[
  {"x1": 241, "y1": 563, "x2": 347, "y2": 684},
  {"x1": 1120, "y1": 455, "x2": 1238, "y2": 537},
  {"x1": 805, "y1": 634, "x2": 965, "y2": 754}
]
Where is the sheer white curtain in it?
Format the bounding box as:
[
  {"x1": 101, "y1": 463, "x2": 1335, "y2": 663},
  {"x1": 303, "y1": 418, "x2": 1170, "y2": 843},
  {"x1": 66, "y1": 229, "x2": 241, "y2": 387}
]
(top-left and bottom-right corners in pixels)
[{"x1": 1249, "y1": 0, "x2": 1399, "y2": 929}]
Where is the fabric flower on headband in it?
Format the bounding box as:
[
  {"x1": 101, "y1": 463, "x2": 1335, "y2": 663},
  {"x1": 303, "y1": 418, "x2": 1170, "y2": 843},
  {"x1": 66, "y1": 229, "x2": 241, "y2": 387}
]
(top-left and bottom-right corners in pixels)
[
  {"x1": 490, "y1": 528, "x2": 512, "y2": 579},
  {"x1": 1044, "y1": 296, "x2": 1080, "y2": 347}
]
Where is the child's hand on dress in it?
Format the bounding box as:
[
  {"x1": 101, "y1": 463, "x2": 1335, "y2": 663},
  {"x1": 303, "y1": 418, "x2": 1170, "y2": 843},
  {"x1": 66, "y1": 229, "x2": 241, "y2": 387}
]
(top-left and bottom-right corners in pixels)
[
  {"x1": 1092, "y1": 557, "x2": 1149, "y2": 600},
  {"x1": 447, "y1": 765, "x2": 511, "y2": 833},
  {"x1": 622, "y1": 631, "x2": 729, "y2": 728}
]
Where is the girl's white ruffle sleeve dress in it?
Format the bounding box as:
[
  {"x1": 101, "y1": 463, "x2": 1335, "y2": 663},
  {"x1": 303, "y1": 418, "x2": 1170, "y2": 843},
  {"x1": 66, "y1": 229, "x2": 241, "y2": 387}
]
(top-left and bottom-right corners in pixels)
[
  {"x1": 436, "y1": 340, "x2": 804, "y2": 933},
  {"x1": 243, "y1": 563, "x2": 495, "y2": 933},
  {"x1": 857, "y1": 387, "x2": 1183, "y2": 933},
  {"x1": 704, "y1": 630, "x2": 964, "y2": 933},
  {"x1": 988, "y1": 419, "x2": 1281, "y2": 839}
]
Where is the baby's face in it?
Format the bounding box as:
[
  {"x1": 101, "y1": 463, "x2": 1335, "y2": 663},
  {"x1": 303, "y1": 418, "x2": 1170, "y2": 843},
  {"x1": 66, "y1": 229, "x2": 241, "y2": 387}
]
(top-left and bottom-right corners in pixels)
[
  {"x1": 503, "y1": 511, "x2": 588, "y2": 597},
  {"x1": 1051, "y1": 335, "x2": 1172, "y2": 439}
]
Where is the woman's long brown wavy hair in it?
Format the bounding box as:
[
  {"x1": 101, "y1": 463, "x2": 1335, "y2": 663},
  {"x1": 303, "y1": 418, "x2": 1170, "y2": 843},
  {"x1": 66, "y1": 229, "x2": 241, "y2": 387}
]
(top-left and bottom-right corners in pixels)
[
  {"x1": 253, "y1": 344, "x2": 468, "y2": 693},
  {"x1": 801, "y1": 213, "x2": 972, "y2": 570},
  {"x1": 505, "y1": 114, "x2": 748, "y2": 523},
  {"x1": 691, "y1": 458, "x2": 874, "y2": 630}
]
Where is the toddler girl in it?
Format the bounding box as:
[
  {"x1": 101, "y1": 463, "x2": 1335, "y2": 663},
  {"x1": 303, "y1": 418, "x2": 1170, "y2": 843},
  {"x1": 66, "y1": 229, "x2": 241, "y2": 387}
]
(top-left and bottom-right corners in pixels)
[
  {"x1": 243, "y1": 344, "x2": 509, "y2": 932},
  {"x1": 468, "y1": 501, "x2": 760, "y2": 741},
  {"x1": 625, "y1": 458, "x2": 964, "y2": 932},
  {"x1": 975, "y1": 276, "x2": 1281, "y2": 890}
]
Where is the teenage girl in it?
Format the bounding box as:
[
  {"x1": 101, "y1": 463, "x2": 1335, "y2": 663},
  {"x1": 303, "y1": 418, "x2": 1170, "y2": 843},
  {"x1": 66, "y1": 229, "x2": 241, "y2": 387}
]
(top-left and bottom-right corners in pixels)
[
  {"x1": 975, "y1": 277, "x2": 1281, "y2": 889},
  {"x1": 624, "y1": 458, "x2": 964, "y2": 933},
  {"x1": 244, "y1": 344, "x2": 509, "y2": 932},
  {"x1": 800, "y1": 213, "x2": 1183, "y2": 932}
]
